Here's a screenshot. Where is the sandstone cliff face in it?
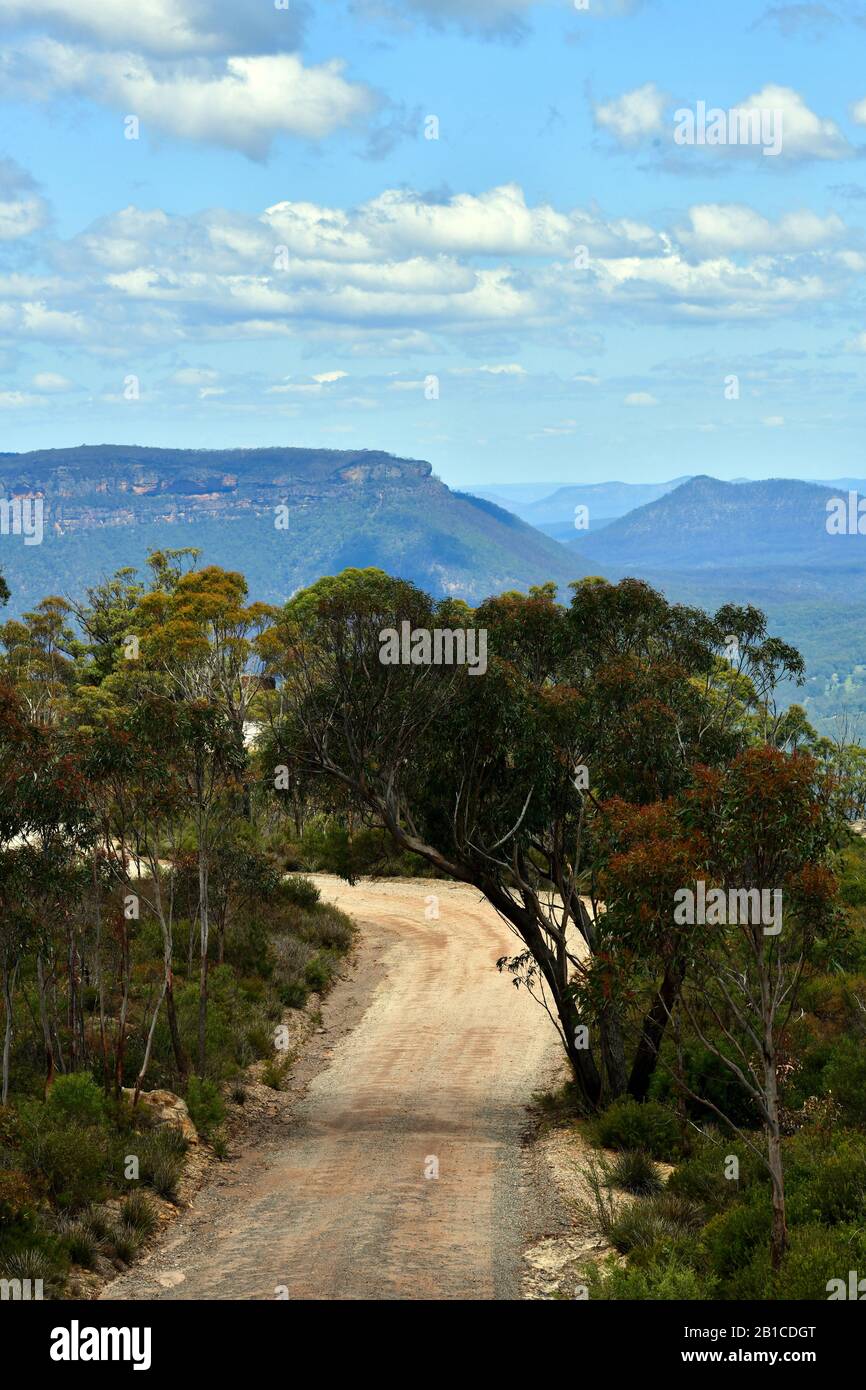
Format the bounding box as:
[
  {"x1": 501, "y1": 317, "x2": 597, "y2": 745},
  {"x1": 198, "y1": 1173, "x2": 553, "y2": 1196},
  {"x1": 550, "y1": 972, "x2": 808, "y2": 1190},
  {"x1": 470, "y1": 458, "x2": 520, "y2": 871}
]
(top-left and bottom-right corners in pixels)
[
  {"x1": 0, "y1": 445, "x2": 435, "y2": 535},
  {"x1": 0, "y1": 443, "x2": 586, "y2": 618}
]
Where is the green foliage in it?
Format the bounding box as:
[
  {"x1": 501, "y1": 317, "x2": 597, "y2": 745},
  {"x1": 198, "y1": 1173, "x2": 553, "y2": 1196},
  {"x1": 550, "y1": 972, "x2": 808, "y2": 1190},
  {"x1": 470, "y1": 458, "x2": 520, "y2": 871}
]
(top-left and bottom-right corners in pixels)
[
  {"x1": 17, "y1": 1104, "x2": 111, "y2": 1209},
  {"x1": 736, "y1": 1224, "x2": 866, "y2": 1301},
  {"x1": 651, "y1": 1046, "x2": 762, "y2": 1129},
  {"x1": 594, "y1": 1098, "x2": 683, "y2": 1161},
  {"x1": 132, "y1": 1128, "x2": 187, "y2": 1202},
  {"x1": 609, "y1": 1192, "x2": 703, "y2": 1255},
  {"x1": 606, "y1": 1149, "x2": 663, "y2": 1196},
  {"x1": 119, "y1": 1191, "x2": 157, "y2": 1239},
  {"x1": 667, "y1": 1133, "x2": 763, "y2": 1212},
  {"x1": 282, "y1": 875, "x2": 321, "y2": 910},
  {"x1": 702, "y1": 1196, "x2": 772, "y2": 1281},
  {"x1": 583, "y1": 1251, "x2": 709, "y2": 1300},
  {"x1": 821, "y1": 1036, "x2": 866, "y2": 1125},
  {"x1": 45, "y1": 1072, "x2": 106, "y2": 1127},
  {"x1": 184, "y1": 1077, "x2": 225, "y2": 1137},
  {"x1": 56, "y1": 1213, "x2": 100, "y2": 1269}
]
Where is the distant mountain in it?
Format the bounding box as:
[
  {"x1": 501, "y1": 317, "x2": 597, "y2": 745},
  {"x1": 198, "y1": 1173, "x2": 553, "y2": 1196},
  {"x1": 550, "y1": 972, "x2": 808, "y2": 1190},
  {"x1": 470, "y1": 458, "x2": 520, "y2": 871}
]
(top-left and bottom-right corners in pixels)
[
  {"x1": 472, "y1": 477, "x2": 692, "y2": 541},
  {"x1": 467, "y1": 482, "x2": 569, "y2": 507},
  {"x1": 570, "y1": 475, "x2": 864, "y2": 571},
  {"x1": 0, "y1": 444, "x2": 590, "y2": 616},
  {"x1": 569, "y1": 475, "x2": 866, "y2": 734}
]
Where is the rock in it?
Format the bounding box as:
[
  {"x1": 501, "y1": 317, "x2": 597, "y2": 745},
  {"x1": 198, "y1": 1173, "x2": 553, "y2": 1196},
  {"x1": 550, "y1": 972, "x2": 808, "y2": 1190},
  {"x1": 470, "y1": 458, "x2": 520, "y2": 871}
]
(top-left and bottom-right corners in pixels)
[{"x1": 122, "y1": 1088, "x2": 199, "y2": 1144}]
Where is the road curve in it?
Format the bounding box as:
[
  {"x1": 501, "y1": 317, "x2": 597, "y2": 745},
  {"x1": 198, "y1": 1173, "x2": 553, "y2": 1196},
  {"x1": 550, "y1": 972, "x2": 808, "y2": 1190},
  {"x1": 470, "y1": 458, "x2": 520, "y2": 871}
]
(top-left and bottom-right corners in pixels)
[{"x1": 103, "y1": 876, "x2": 563, "y2": 1301}]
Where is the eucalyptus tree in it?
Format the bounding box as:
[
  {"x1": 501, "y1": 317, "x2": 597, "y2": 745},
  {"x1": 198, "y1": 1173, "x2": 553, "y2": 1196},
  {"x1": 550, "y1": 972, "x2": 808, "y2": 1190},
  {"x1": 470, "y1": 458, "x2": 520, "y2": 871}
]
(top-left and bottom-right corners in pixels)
[{"x1": 259, "y1": 568, "x2": 805, "y2": 1109}]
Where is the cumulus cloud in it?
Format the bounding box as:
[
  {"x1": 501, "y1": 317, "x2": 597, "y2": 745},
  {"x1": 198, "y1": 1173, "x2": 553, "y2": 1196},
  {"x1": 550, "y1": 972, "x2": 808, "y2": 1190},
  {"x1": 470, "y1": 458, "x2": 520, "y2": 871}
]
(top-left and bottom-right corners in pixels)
[
  {"x1": 594, "y1": 82, "x2": 668, "y2": 145},
  {"x1": 0, "y1": 0, "x2": 307, "y2": 57},
  {"x1": 677, "y1": 203, "x2": 846, "y2": 254},
  {"x1": 755, "y1": 83, "x2": 851, "y2": 160},
  {"x1": 0, "y1": 183, "x2": 861, "y2": 362},
  {"x1": 595, "y1": 81, "x2": 853, "y2": 163},
  {"x1": 624, "y1": 391, "x2": 658, "y2": 406},
  {"x1": 0, "y1": 158, "x2": 49, "y2": 240},
  {"x1": 4, "y1": 41, "x2": 378, "y2": 157}
]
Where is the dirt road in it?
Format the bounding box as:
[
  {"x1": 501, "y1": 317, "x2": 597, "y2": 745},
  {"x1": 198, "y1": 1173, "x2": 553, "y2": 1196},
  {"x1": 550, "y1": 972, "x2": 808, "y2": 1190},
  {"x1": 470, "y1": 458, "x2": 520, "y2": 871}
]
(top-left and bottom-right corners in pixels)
[{"x1": 103, "y1": 877, "x2": 565, "y2": 1301}]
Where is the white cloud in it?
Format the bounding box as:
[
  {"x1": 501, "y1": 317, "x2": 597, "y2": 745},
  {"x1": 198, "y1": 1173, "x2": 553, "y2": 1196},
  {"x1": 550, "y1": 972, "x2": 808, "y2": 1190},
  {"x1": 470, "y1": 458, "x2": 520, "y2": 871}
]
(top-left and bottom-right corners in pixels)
[
  {"x1": 763, "y1": 415, "x2": 785, "y2": 426},
  {"x1": 595, "y1": 81, "x2": 851, "y2": 162},
  {"x1": 32, "y1": 371, "x2": 73, "y2": 391},
  {"x1": 3, "y1": 183, "x2": 862, "y2": 361},
  {"x1": 7, "y1": 41, "x2": 379, "y2": 157},
  {"x1": 594, "y1": 82, "x2": 668, "y2": 144},
  {"x1": 749, "y1": 84, "x2": 850, "y2": 160},
  {"x1": 0, "y1": 0, "x2": 306, "y2": 57},
  {"x1": 264, "y1": 183, "x2": 662, "y2": 260},
  {"x1": 0, "y1": 158, "x2": 49, "y2": 239},
  {"x1": 678, "y1": 204, "x2": 846, "y2": 255},
  {"x1": 624, "y1": 391, "x2": 658, "y2": 406}
]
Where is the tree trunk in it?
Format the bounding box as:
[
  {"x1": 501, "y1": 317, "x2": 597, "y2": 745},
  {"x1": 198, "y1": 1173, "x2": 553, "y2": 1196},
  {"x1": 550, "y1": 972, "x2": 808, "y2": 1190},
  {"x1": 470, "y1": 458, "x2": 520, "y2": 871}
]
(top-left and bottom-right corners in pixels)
[
  {"x1": 1, "y1": 959, "x2": 17, "y2": 1105},
  {"x1": 197, "y1": 842, "x2": 209, "y2": 1077},
  {"x1": 628, "y1": 957, "x2": 687, "y2": 1101},
  {"x1": 768, "y1": 1125, "x2": 788, "y2": 1273},
  {"x1": 133, "y1": 980, "x2": 168, "y2": 1105},
  {"x1": 36, "y1": 954, "x2": 56, "y2": 1095},
  {"x1": 166, "y1": 976, "x2": 188, "y2": 1078},
  {"x1": 600, "y1": 1007, "x2": 629, "y2": 1099},
  {"x1": 763, "y1": 1023, "x2": 788, "y2": 1271}
]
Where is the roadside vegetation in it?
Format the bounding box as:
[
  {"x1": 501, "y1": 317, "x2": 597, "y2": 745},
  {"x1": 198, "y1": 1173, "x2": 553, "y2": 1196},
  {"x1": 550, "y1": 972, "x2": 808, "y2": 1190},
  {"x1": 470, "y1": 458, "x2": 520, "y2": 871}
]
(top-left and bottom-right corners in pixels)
[
  {"x1": 0, "y1": 551, "x2": 352, "y2": 1294},
  {"x1": 1, "y1": 551, "x2": 863, "y2": 1298}
]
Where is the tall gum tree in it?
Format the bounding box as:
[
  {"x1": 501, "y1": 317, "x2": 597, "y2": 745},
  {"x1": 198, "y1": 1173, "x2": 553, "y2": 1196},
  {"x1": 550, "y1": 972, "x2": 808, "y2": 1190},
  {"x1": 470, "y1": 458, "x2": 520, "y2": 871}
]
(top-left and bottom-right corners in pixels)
[{"x1": 259, "y1": 568, "x2": 805, "y2": 1109}]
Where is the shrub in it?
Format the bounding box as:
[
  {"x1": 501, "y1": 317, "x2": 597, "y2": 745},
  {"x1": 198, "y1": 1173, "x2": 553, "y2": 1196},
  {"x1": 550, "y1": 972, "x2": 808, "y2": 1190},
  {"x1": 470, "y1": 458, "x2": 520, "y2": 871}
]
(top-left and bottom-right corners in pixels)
[
  {"x1": 133, "y1": 1129, "x2": 187, "y2": 1201},
  {"x1": 583, "y1": 1251, "x2": 709, "y2": 1300},
  {"x1": 304, "y1": 954, "x2": 333, "y2": 994},
  {"x1": 822, "y1": 1037, "x2": 866, "y2": 1125},
  {"x1": 1, "y1": 1245, "x2": 63, "y2": 1293},
  {"x1": 279, "y1": 981, "x2": 308, "y2": 1010},
  {"x1": 736, "y1": 1223, "x2": 866, "y2": 1301},
  {"x1": 594, "y1": 1098, "x2": 682, "y2": 1161},
  {"x1": 300, "y1": 906, "x2": 353, "y2": 953},
  {"x1": 52, "y1": 1213, "x2": 98, "y2": 1269},
  {"x1": 282, "y1": 875, "x2": 321, "y2": 910},
  {"x1": 607, "y1": 1150, "x2": 663, "y2": 1196},
  {"x1": 703, "y1": 1197, "x2": 772, "y2": 1281},
  {"x1": 776, "y1": 1224, "x2": 866, "y2": 1300},
  {"x1": 147, "y1": 1156, "x2": 183, "y2": 1203},
  {"x1": 210, "y1": 1129, "x2": 229, "y2": 1161},
  {"x1": 45, "y1": 1073, "x2": 106, "y2": 1127},
  {"x1": 609, "y1": 1193, "x2": 703, "y2": 1254},
  {"x1": 651, "y1": 1047, "x2": 761, "y2": 1128},
  {"x1": 185, "y1": 1077, "x2": 225, "y2": 1137},
  {"x1": 261, "y1": 1057, "x2": 290, "y2": 1090},
  {"x1": 667, "y1": 1132, "x2": 763, "y2": 1212},
  {"x1": 109, "y1": 1226, "x2": 141, "y2": 1264},
  {"x1": 19, "y1": 1109, "x2": 110, "y2": 1208},
  {"x1": 119, "y1": 1192, "x2": 157, "y2": 1239}
]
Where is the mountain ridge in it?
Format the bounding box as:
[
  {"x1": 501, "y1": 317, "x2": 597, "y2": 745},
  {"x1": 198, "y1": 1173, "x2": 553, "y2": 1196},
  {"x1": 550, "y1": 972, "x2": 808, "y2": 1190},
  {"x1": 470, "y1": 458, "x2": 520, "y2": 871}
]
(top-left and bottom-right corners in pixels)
[{"x1": 0, "y1": 443, "x2": 591, "y2": 615}]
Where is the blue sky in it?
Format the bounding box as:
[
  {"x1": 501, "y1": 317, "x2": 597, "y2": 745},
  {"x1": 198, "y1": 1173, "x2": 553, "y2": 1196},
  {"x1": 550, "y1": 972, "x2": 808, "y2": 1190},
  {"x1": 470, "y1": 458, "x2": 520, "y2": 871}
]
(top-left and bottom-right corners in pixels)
[{"x1": 2, "y1": 0, "x2": 866, "y2": 486}]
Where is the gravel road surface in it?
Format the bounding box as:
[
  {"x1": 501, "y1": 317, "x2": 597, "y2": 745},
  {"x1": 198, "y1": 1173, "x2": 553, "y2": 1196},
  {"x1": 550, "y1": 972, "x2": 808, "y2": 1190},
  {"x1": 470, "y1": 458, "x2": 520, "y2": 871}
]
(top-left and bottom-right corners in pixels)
[{"x1": 102, "y1": 876, "x2": 564, "y2": 1301}]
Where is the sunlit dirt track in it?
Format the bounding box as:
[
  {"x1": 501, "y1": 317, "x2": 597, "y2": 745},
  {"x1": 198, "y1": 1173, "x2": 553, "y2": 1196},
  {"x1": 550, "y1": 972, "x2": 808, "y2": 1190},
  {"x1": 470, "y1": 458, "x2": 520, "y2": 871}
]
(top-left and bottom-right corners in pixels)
[{"x1": 103, "y1": 877, "x2": 563, "y2": 1301}]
